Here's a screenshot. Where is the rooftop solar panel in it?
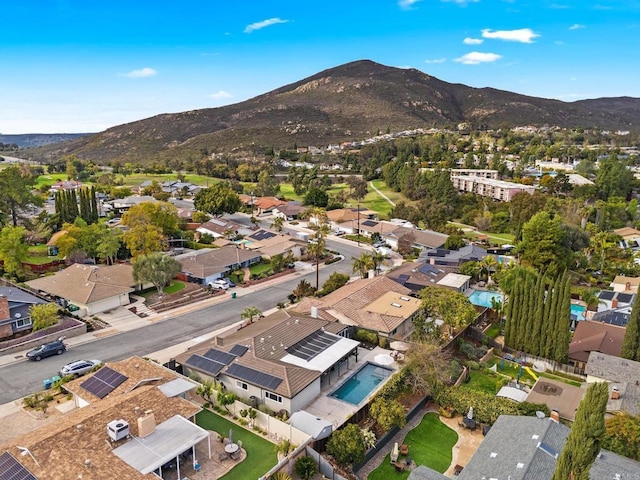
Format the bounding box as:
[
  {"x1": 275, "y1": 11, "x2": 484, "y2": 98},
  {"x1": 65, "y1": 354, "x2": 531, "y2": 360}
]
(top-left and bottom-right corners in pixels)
[
  {"x1": 230, "y1": 345, "x2": 249, "y2": 357},
  {"x1": 249, "y1": 230, "x2": 277, "y2": 241},
  {"x1": 617, "y1": 293, "x2": 633, "y2": 304},
  {"x1": 361, "y1": 220, "x2": 378, "y2": 227},
  {"x1": 599, "y1": 290, "x2": 615, "y2": 300},
  {"x1": 0, "y1": 452, "x2": 37, "y2": 480},
  {"x1": 226, "y1": 364, "x2": 282, "y2": 390},
  {"x1": 185, "y1": 355, "x2": 226, "y2": 376},
  {"x1": 286, "y1": 330, "x2": 340, "y2": 361},
  {"x1": 203, "y1": 348, "x2": 236, "y2": 365},
  {"x1": 80, "y1": 366, "x2": 128, "y2": 399}
]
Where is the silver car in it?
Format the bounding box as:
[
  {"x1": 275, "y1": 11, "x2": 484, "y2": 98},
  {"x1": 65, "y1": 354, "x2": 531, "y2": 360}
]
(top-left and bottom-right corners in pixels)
[{"x1": 59, "y1": 359, "x2": 102, "y2": 377}]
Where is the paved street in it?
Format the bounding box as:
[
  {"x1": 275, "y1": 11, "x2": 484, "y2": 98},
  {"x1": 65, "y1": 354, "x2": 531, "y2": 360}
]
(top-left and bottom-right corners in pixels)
[{"x1": 0, "y1": 237, "x2": 371, "y2": 405}]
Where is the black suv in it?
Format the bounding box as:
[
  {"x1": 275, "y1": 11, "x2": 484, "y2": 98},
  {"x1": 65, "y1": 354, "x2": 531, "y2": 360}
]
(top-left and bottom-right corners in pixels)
[{"x1": 26, "y1": 339, "x2": 66, "y2": 361}]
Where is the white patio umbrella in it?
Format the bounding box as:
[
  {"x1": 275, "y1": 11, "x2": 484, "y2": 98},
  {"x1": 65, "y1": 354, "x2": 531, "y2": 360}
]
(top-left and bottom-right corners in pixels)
[
  {"x1": 374, "y1": 353, "x2": 395, "y2": 366},
  {"x1": 467, "y1": 407, "x2": 474, "y2": 420},
  {"x1": 389, "y1": 340, "x2": 410, "y2": 352}
]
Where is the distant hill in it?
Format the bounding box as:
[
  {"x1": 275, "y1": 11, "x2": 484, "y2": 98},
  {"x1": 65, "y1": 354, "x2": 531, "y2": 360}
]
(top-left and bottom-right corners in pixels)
[
  {"x1": 1, "y1": 133, "x2": 91, "y2": 148},
  {"x1": 27, "y1": 60, "x2": 640, "y2": 164}
]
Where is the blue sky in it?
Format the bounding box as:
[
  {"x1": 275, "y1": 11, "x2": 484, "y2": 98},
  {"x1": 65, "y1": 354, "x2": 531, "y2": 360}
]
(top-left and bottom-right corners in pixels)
[{"x1": 1, "y1": 0, "x2": 639, "y2": 134}]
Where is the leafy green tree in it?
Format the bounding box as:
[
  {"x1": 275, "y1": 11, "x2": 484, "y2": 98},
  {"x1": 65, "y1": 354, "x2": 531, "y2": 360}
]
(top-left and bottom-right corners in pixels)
[
  {"x1": 294, "y1": 456, "x2": 318, "y2": 480},
  {"x1": 217, "y1": 391, "x2": 237, "y2": 413},
  {"x1": 30, "y1": 303, "x2": 60, "y2": 331},
  {"x1": 326, "y1": 423, "x2": 366, "y2": 467},
  {"x1": 194, "y1": 182, "x2": 242, "y2": 216},
  {"x1": 369, "y1": 397, "x2": 406, "y2": 432},
  {"x1": 122, "y1": 201, "x2": 178, "y2": 235},
  {"x1": 292, "y1": 279, "x2": 315, "y2": 300},
  {"x1": 595, "y1": 154, "x2": 632, "y2": 201},
  {"x1": 270, "y1": 216, "x2": 284, "y2": 232},
  {"x1": 420, "y1": 287, "x2": 477, "y2": 337},
  {"x1": 602, "y1": 412, "x2": 640, "y2": 461},
  {"x1": 191, "y1": 211, "x2": 210, "y2": 224},
  {"x1": 319, "y1": 272, "x2": 350, "y2": 296},
  {"x1": 552, "y1": 382, "x2": 609, "y2": 480},
  {"x1": 96, "y1": 228, "x2": 122, "y2": 265},
  {"x1": 444, "y1": 234, "x2": 466, "y2": 250},
  {"x1": 303, "y1": 186, "x2": 329, "y2": 208},
  {"x1": 0, "y1": 166, "x2": 41, "y2": 227},
  {"x1": 621, "y1": 292, "x2": 640, "y2": 361},
  {"x1": 240, "y1": 306, "x2": 262, "y2": 323},
  {"x1": 509, "y1": 191, "x2": 547, "y2": 240},
  {"x1": 0, "y1": 225, "x2": 29, "y2": 277},
  {"x1": 132, "y1": 253, "x2": 182, "y2": 297},
  {"x1": 124, "y1": 224, "x2": 166, "y2": 258},
  {"x1": 459, "y1": 260, "x2": 482, "y2": 281},
  {"x1": 196, "y1": 380, "x2": 216, "y2": 405},
  {"x1": 518, "y1": 211, "x2": 567, "y2": 278}
]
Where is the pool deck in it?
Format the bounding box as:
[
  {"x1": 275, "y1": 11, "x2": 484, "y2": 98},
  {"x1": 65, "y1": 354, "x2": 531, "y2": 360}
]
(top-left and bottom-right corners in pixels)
[{"x1": 304, "y1": 346, "x2": 399, "y2": 428}]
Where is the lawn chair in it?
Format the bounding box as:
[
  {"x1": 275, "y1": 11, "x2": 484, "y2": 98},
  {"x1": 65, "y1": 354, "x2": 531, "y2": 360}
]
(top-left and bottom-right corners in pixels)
[
  {"x1": 400, "y1": 444, "x2": 409, "y2": 456},
  {"x1": 218, "y1": 453, "x2": 229, "y2": 462},
  {"x1": 237, "y1": 440, "x2": 243, "y2": 450},
  {"x1": 394, "y1": 462, "x2": 405, "y2": 472}
]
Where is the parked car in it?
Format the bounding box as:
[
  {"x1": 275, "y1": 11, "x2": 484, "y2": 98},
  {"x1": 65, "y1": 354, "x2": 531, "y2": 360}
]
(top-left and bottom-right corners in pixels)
[
  {"x1": 26, "y1": 338, "x2": 66, "y2": 361},
  {"x1": 221, "y1": 277, "x2": 236, "y2": 288},
  {"x1": 59, "y1": 359, "x2": 102, "y2": 377},
  {"x1": 208, "y1": 279, "x2": 229, "y2": 290}
]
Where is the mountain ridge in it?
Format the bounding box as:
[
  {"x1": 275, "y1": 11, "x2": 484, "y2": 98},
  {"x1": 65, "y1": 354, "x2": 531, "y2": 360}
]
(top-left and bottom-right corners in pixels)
[{"x1": 27, "y1": 60, "x2": 640, "y2": 164}]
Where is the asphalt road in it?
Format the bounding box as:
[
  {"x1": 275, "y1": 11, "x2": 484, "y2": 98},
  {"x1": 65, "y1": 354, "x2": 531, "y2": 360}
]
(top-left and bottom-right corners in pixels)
[{"x1": 0, "y1": 239, "x2": 368, "y2": 404}]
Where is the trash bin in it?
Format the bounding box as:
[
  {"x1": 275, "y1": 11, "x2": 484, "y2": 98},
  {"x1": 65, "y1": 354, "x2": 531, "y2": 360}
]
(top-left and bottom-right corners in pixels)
[
  {"x1": 231, "y1": 292, "x2": 237, "y2": 299},
  {"x1": 43, "y1": 378, "x2": 52, "y2": 389},
  {"x1": 51, "y1": 375, "x2": 61, "y2": 384}
]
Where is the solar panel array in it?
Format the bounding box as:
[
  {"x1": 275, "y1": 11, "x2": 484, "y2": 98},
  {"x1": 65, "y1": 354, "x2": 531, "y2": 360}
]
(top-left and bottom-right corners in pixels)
[
  {"x1": 80, "y1": 367, "x2": 128, "y2": 399},
  {"x1": 286, "y1": 330, "x2": 340, "y2": 361},
  {"x1": 203, "y1": 348, "x2": 236, "y2": 365},
  {"x1": 361, "y1": 220, "x2": 377, "y2": 227},
  {"x1": 249, "y1": 230, "x2": 276, "y2": 241},
  {"x1": 0, "y1": 452, "x2": 37, "y2": 480},
  {"x1": 230, "y1": 344, "x2": 249, "y2": 357},
  {"x1": 184, "y1": 354, "x2": 226, "y2": 376},
  {"x1": 599, "y1": 290, "x2": 615, "y2": 301},
  {"x1": 617, "y1": 293, "x2": 633, "y2": 304},
  {"x1": 225, "y1": 363, "x2": 282, "y2": 390}
]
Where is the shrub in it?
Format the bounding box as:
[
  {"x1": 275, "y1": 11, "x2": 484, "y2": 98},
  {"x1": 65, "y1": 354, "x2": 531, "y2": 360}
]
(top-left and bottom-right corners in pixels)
[
  {"x1": 326, "y1": 423, "x2": 366, "y2": 466},
  {"x1": 269, "y1": 473, "x2": 292, "y2": 480},
  {"x1": 378, "y1": 336, "x2": 389, "y2": 349},
  {"x1": 295, "y1": 456, "x2": 318, "y2": 480},
  {"x1": 467, "y1": 361, "x2": 480, "y2": 370},
  {"x1": 355, "y1": 328, "x2": 378, "y2": 345}
]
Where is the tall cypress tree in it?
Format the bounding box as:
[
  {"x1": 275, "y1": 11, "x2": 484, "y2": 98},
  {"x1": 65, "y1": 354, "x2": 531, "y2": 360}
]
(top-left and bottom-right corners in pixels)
[
  {"x1": 554, "y1": 273, "x2": 572, "y2": 363},
  {"x1": 621, "y1": 292, "x2": 640, "y2": 360},
  {"x1": 90, "y1": 185, "x2": 99, "y2": 223},
  {"x1": 552, "y1": 382, "x2": 609, "y2": 480},
  {"x1": 524, "y1": 275, "x2": 538, "y2": 353},
  {"x1": 69, "y1": 190, "x2": 79, "y2": 221},
  {"x1": 543, "y1": 275, "x2": 560, "y2": 359},
  {"x1": 531, "y1": 274, "x2": 546, "y2": 356},
  {"x1": 506, "y1": 277, "x2": 522, "y2": 349},
  {"x1": 79, "y1": 188, "x2": 90, "y2": 223}
]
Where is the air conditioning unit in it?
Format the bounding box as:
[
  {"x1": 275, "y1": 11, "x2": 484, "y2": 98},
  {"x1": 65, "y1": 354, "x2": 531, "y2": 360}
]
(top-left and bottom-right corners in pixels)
[{"x1": 107, "y1": 419, "x2": 130, "y2": 442}]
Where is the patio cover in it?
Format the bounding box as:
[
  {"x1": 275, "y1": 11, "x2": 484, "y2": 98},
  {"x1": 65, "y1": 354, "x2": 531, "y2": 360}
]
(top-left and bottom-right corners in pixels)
[
  {"x1": 496, "y1": 386, "x2": 529, "y2": 403},
  {"x1": 158, "y1": 377, "x2": 198, "y2": 398},
  {"x1": 113, "y1": 415, "x2": 210, "y2": 474},
  {"x1": 280, "y1": 337, "x2": 359, "y2": 372}
]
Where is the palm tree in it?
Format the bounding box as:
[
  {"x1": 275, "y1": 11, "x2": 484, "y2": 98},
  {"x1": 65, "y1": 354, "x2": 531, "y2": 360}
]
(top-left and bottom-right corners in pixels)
[
  {"x1": 271, "y1": 216, "x2": 284, "y2": 232},
  {"x1": 369, "y1": 250, "x2": 389, "y2": 275},
  {"x1": 352, "y1": 253, "x2": 374, "y2": 279},
  {"x1": 481, "y1": 255, "x2": 498, "y2": 284},
  {"x1": 580, "y1": 288, "x2": 604, "y2": 313},
  {"x1": 241, "y1": 306, "x2": 262, "y2": 323}
]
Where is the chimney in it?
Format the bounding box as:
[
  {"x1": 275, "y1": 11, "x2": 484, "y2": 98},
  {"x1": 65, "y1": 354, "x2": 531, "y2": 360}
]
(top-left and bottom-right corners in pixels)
[
  {"x1": 137, "y1": 411, "x2": 156, "y2": 438},
  {"x1": 550, "y1": 409, "x2": 560, "y2": 423},
  {"x1": 611, "y1": 386, "x2": 620, "y2": 400},
  {"x1": 612, "y1": 298, "x2": 619, "y2": 309},
  {"x1": 625, "y1": 282, "x2": 631, "y2": 292},
  {"x1": 310, "y1": 306, "x2": 318, "y2": 319},
  {"x1": 0, "y1": 295, "x2": 9, "y2": 320}
]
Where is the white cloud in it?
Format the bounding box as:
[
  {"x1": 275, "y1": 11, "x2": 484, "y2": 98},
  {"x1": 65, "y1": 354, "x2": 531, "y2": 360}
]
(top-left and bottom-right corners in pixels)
[
  {"x1": 481, "y1": 28, "x2": 540, "y2": 43},
  {"x1": 569, "y1": 23, "x2": 585, "y2": 30},
  {"x1": 442, "y1": 0, "x2": 479, "y2": 5},
  {"x1": 463, "y1": 37, "x2": 484, "y2": 45},
  {"x1": 425, "y1": 58, "x2": 447, "y2": 64},
  {"x1": 399, "y1": 0, "x2": 420, "y2": 8},
  {"x1": 454, "y1": 52, "x2": 502, "y2": 65},
  {"x1": 244, "y1": 17, "x2": 288, "y2": 33},
  {"x1": 208, "y1": 90, "x2": 233, "y2": 99},
  {"x1": 122, "y1": 67, "x2": 157, "y2": 78}
]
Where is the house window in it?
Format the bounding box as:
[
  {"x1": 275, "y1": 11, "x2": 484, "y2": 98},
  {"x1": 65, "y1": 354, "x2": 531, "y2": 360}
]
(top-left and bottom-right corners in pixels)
[
  {"x1": 265, "y1": 391, "x2": 282, "y2": 403},
  {"x1": 236, "y1": 380, "x2": 248, "y2": 390},
  {"x1": 15, "y1": 318, "x2": 32, "y2": 328}
]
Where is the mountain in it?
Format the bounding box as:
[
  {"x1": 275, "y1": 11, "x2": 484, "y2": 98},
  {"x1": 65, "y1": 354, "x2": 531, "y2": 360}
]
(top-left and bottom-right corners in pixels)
[
  {"x1": 29, "y1": 60, "x2": 640, "y2": 164},
  {"x1": 0, "y1": 133, "x2": 91, "y2": 148}
]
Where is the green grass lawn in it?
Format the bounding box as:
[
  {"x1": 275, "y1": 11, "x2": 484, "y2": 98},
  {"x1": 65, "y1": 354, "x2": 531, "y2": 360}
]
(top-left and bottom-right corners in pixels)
[
  {"x1": 463, "y1": 370, "x2": 505, "y2": 395},
  {"x1": 249, "y1": 262, "x2": 272, "y2": 276},
  {"x1": 163, "y1": 281, "x2": 185, "y2": 294},
  {"x1": 115, "y1": 173, "x2": 220, "y2": 188},
  {"x1": 484, "y1": 324, "x2": 501, "y2": 339},
  {"x1": 23, "y1": 245, "x2": 62, "y2": 264},
  {"x1": 196, "y1": 409, "x2": 277, "y2": 480},
  {"x1": 368, "y1": 413, "x2": 457, "y2": 480},
  {"x1": 35, "y1": 173, "x2": 68, "y2": 189},
  {"x1": 485, "y1": 357, "x2": 536, "y2": 385}
]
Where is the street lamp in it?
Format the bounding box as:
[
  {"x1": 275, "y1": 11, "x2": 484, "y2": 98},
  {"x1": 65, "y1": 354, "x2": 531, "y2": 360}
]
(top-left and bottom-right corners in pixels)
[{"x1": 357, "y1": 203, "x2": 361, "y2": 246}]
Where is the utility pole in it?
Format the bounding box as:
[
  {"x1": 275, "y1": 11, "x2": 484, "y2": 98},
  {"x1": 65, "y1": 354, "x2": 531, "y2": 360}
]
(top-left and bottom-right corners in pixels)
[{"x1": 357, "y1": 203, "x2": 360, "y2": 246}]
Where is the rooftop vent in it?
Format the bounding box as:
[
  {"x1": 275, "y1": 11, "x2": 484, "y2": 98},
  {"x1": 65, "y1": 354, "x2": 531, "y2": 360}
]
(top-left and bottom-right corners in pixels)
[
  {"x1": 391, "y1": 303, "x2": 402, "y2": 308},
  {"x1": 400, "y1": 296, "x2": 410, "y2": 301}
]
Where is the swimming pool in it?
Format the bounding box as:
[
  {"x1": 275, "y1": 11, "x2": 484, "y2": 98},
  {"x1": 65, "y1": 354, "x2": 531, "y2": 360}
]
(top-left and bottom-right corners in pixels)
[
  {"x1": 329, "y1": 363, "x2": 393, "y2": 405},
  {"x1": 571, "y1": 303, "x2": 586, "y2": 320},
  {"x1": 468, "y1": 290, "x2": 504, "y2": 309}
]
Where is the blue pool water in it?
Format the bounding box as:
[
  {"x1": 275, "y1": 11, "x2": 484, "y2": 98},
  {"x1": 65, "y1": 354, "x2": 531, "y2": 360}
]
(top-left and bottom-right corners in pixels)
[
  {"x1": 468, "y1": 290, "x2": 504, "y2": 309},
  {"x1": 329, "y1": 363, "x2": 393, "y2": 405},
  {"x1": 571, "y1": 303, "x2": 586, "y2": 320}
]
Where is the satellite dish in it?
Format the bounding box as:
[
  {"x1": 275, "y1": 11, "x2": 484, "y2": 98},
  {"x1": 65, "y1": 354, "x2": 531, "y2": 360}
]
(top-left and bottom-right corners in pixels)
[
  {"x1": 536, "y1": 411, "x2": 546, "y2": 419},
  {"x1": 14, "y1": 313, "x2": 21, "y2": 318}
]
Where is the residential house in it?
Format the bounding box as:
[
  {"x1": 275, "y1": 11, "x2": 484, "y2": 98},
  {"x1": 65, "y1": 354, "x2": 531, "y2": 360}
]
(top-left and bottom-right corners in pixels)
[
  {"x1": 177, "y1": 313, "x2": 359, "y2": 415},
  {"x1": 610, "y1": 275, "x2": 640, "y2": 294},
  {"x1": 238, "y1": 195, "x2": 286, "y2": 216},
  {"x1": 388, "y1": 261, "x2": 452, "y2": 293},
  {"x1": 49, "y1": 180, "x2": 82, "y2": 193},
  {"x1": 585, "y1": 351, "x2": 640, "y2": 416},
  {"x1": 457, "y1": 415, "x2": 640, "y2": 480},
  {"x1": 567, "y1": 321, "x2": 625, "y2": 372},
  {"x1": 292, "y1": 276, "x2": 421, "y2": 339},
  {"x1": 435, "y1": 273, "x2": 472, "y2": 293},
  {"x1": 613, "y1": 226, "x2": 640, "y2": 249},
  {"x1": 26, "y1": 263, "x2": 137, "y2": 317},
  {"x1": 175, "y1": 245, "x2": 262, "y2": 286},
  {"x1": 419, "y1": 244, "x2": 494, "y2": 268},
  {"x1": 0, "y1": 287, "x2": 48, "y2": 339},
  {"x1": 566, "y1": 173, "x2": 594, "y2": 186},
  {"x1": 242, "y1": 229, "x2": 303, "y2": 260},
  {"x1": 272, "y1": 202, "x2": 304, "y2": 221},
  {"x1": 592, "y1": 290, "x2": 635, "y2": 327},
  {"x1": 0, "y1": 356, "x2": 209, "y2": 480},
  {"x1": 385, "y1": 227, "x2": 449, "y2": 252},
  {"x1": 326, "y1": 207, "x2": 378, "y2": 227},
  {"x1": 196, "y1": 218, "x2": 254, "y2": 239}
]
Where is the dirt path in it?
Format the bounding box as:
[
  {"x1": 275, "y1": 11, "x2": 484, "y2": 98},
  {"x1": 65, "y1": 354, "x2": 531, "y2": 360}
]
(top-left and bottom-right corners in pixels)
[{"x1": 369, "y1": 181, "x2": 396, "y2": 207}]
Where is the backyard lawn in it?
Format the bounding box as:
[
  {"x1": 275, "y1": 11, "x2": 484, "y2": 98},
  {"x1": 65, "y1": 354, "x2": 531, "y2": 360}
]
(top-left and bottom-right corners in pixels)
[
  {"x1": 196, "y1": 409, "x2": 277, "y2": 480},
  {"x1": 367, "y1": 413, "x2": 457, "y2": 480},
  {"x1": 163, "y1": 281, "x2": 185, "y2": 294},
  {"x1": 463, "y1": 369, "x2": 506, "y2": 394}
]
